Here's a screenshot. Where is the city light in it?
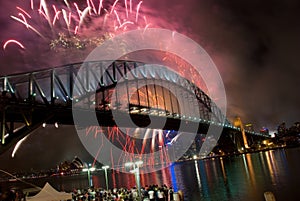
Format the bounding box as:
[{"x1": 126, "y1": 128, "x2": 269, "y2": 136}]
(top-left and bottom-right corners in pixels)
[
  {"x1": 102, "y1": 165, "x2": 110, "y2": 191},
  {"x1": 82, "y1": 164, "x2": 96, "y2": 187},
  {"x1": 125, "y1": 161, "x2": 143, "y2": 201}
]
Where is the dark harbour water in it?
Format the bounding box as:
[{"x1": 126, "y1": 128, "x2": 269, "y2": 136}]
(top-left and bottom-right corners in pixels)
[{"x1": 2, "y1": 147, "x2": 300, "y2": 201}]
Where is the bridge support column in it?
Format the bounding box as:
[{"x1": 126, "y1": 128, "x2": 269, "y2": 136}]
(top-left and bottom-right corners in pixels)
[
  {"x1": 234, "y1": 117, "x2": 250, "y2": 150},
  {"x1": 241, "y1": 129, "x2": 250, "y2": 149}
]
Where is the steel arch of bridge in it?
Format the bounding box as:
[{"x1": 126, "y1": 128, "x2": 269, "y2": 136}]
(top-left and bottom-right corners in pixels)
[
  {"x1": 0, "y1": 60, "x2": 262, "y2": 153},
  {"x1": 72, "y1": 61, "x2": 226, "y2": 122}
]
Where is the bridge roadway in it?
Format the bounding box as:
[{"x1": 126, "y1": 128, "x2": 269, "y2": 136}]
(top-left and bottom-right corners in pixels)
[{"x1": 0, "y1": 60, "x2": 269, "y2": 154}]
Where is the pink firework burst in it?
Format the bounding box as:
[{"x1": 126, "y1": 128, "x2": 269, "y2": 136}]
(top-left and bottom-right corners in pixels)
[{"x1": 4, "y1": 0, "x2": 150, "y2": 51}]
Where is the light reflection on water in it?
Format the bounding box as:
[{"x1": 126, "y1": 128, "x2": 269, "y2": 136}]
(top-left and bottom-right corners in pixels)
[{"x1": 3, "y1": 148, "x2": 300, "y2": 201}]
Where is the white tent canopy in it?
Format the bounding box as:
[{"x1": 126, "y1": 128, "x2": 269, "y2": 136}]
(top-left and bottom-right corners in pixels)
[{"x1": 27, "y1": 182, "x2": 72, "y2": 201}]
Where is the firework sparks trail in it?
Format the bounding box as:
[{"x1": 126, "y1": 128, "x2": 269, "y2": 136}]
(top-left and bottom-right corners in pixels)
[
  {"x1": 130, "y1": 0, "x2": 132, "y2": 13},
  {"x1": 30, "y1": 0, "x2": 34, "y2": 10},
  {"x1": 12, "y1": 135, "x2": 29, "y2": 158},
  {"x1": 62, "y1": 9, "x2": 71, "y2": 34},
  {"x1": 18, "y1": 13, "x2": 29, "y2": 28},
  {"x1": 73, "y1": 2, "x2": 82, "y2": 17},
  {"x1": 16, "y1": 6, "x2": 32, "y2": 18},
  {"x1": 39, "y1": 0, "x2": 52, "y2": 29},
  {"x1": 85, "y1": 124, "x2": 173, "y2": 169},
  {"x1": 136, "y1": 1, "x2": 142, "y2": 23},
  {"x1": 88, "y1": 0, "x2": 97, "y2": 15},
  {"x1": 3, "y1": 39, "x2": 26, "y2": 50},
  {"x1": 110, "y1": 148, "x2": 115, "y2": 171},
  {"x1": 79, "y1": 71, "x2": 206, "y2": 170},
  {"x1": 114, "y1": 10, "x2": 122, "y2": 26},
  {"x1": 4, "y1": 0, "x2": 151, "y2": 51},
  {"x1": 78, "y1": 7, "x2": 91, "y2": 31},
  {"x1": 52, "y1": 5, "x2": 61, "y2": 25},
  {"x1": 110, "y1": 0, "x2": 119, "y2": 14},
  {"x1": 141, "y1": 128, "x2": 151, "y2": 154},
  {"x1": 98, "y1": 0, "x2": 104, "y2": 15},
  {"x1": 92, "y1": 131, "x2": 104, "y2": 167},
  {"x1": 10, "y1": 15, "x2": 45, "y2": 39},
  {"x1": 124, "y1": 0, "x2": 128, "y2": 18},
  {"x1": 120, "y1": 21, "x2": 134, "y2": 28},
  {"x1": 64, "y1": 0, "x2": 71, "y2": 10},
  {"x1": 85, "y1": 126, "x2": 95, "y2": 136}
]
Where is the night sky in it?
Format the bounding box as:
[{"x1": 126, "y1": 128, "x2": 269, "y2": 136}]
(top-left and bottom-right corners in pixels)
[{"x1": 0, "y1": 0, "x2": 300, "y2": 171}]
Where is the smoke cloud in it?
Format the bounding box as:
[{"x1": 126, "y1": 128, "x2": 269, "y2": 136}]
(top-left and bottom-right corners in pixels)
[{"x1": 145, "y1": 0, "x2": 300, "y2": 129}]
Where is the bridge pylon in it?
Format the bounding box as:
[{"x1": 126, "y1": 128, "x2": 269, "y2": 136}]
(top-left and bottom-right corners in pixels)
[{"x1": 233, "y1": 116, "x2": 250, "y2": 149}]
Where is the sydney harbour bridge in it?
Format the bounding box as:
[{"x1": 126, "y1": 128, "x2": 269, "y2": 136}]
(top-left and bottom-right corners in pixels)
[{"x1": 0, "y1": 60, "x2": 269, "y2": 156}]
